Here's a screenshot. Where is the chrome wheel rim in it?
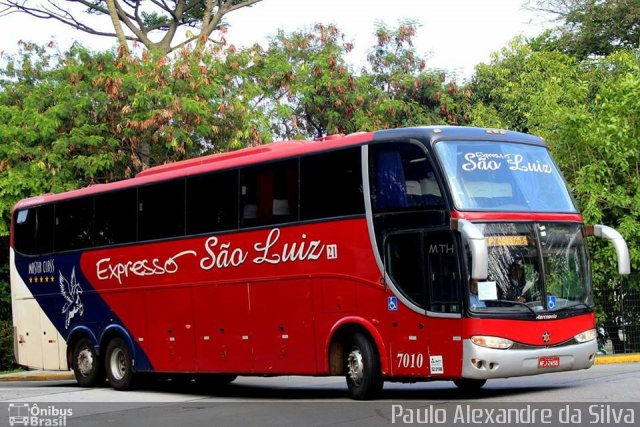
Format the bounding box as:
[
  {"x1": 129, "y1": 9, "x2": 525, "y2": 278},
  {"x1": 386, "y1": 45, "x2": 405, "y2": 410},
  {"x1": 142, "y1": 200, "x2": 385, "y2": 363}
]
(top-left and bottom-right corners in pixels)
[
  {"x1": 109, "y1": 348, "x2": 127, "y2": 381},
  {"x1": 77, "y1": 347, "x2": 94, "y2": 376},
  {"x1": 347, "y1": 348, "x2": 364, "y2": 386}
]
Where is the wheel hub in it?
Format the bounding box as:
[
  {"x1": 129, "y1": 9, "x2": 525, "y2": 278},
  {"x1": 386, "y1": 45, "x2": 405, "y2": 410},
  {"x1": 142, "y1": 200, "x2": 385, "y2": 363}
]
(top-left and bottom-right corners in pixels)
[
  {"x1": 109, "y1": 348, "x2": 127, "y2": 381},
  {"x1": 77, "y1": 348, "x2": 94, "y2": 376},
  {"x1": 347, "y1": 348, "x2": 364, "y2": 386}
]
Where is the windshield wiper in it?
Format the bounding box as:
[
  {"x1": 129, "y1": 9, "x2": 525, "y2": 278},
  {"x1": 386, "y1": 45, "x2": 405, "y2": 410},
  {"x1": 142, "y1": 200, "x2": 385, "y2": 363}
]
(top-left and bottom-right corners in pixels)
[
  {"x1": 492, "y1": 299, "x2": 537, "y2": 316},
  {"x1": 552, "y1": 302, "x2": 592, "y2": 312}
]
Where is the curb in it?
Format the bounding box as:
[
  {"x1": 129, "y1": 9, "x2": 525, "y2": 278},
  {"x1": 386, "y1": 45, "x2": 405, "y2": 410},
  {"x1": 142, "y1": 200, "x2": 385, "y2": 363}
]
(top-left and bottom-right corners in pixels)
[
  {"x1": 0, "y1": 372, "x2": 74, "y2": 382},
  {"x1": 594, "y1": 353, "x2": 640, "y2": 365}
]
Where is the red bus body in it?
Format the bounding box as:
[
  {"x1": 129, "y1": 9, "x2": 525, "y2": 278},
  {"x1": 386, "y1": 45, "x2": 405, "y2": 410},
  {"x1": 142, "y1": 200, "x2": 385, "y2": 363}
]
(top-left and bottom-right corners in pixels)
[{"x1": 10, "y1": 126, "x2": 627, "y2": 399}]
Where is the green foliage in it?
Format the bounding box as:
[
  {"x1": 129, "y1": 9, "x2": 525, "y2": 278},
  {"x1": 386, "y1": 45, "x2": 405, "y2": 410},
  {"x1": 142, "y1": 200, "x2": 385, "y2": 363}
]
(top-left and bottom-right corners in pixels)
[
  {"x1": 0, "y1": 320, "x2": 17, "y2": 371},
  {"x1": 528, "y1": 0, "x2": 640, "y2": 58},
  {"x1": 0, "y1": 41, "x2": 270, "y2": 237},
  {"x1": 253, "y1": 21, "x2": 470, "y2": 139}
]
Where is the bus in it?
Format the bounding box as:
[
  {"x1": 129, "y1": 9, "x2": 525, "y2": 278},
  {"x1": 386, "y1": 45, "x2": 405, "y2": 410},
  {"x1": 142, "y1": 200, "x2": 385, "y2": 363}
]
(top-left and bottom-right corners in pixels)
[{"x1": 10, "y1": 126, "x2": 629, "y2": 400}]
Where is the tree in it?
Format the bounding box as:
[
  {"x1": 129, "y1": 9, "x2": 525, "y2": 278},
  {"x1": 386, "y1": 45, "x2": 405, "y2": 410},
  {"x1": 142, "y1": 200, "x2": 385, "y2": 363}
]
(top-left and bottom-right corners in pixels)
[
  {"x1": 363, "y1": 20, "x2": 472, "y2": 128},
  {"x1": 526, "y1": 0, "x2": 640, "y2": 58},
  {"x1": 0, "y1": 40, "x2": 272, "y2": 236},
  {"x1": 0, "y1": 0, "x2": 262, "y2": 53},
  {"x1": 252, "y1": 21, "x2": 472, "y2": 140}
]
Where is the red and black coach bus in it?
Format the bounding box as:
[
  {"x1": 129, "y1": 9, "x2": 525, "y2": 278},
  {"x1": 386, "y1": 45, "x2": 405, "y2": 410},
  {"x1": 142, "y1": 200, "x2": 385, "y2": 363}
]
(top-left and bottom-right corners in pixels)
[{"x1": 11, "y1": 126, "x2": 629, "y2": 399}]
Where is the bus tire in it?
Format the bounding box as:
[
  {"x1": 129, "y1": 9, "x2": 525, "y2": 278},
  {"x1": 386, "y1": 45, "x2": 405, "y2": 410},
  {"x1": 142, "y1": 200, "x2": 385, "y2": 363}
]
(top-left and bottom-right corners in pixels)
[
  {"x1": 105, "y1": 337, "x2": 135, "y2": 391},
  {"x1": 345, "y1": 333, "x2": 383, "y2": 400},
  {"x1": 72, "y1": 338, "x2": 103, "y2": 387},
  {"x1": 453, "y1": 378, "x2": 487, "y2": 391}
]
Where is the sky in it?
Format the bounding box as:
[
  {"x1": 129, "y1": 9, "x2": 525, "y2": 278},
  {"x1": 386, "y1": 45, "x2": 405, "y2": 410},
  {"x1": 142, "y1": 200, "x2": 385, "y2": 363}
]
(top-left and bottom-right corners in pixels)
[{"x1": 0, "y1": 0, "x2": 551, "y2": 80}]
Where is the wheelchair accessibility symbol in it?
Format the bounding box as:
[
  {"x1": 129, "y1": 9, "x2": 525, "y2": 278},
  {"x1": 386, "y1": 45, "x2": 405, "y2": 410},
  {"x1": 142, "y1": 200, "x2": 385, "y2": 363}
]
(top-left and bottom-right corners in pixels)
[
  {"x1": 388, "y1": 296, "x2": 398, "y2": 311},
  {"x1": 547, "y1": 295, "x2": 557, "y2": 310}
]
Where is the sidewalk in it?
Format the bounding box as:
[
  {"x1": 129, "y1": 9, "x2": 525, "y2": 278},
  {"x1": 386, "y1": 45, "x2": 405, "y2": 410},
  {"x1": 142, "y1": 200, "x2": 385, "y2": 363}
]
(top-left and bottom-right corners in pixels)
[{"x1": 0, "y1": 354, "x2": 638, "y2": 382}]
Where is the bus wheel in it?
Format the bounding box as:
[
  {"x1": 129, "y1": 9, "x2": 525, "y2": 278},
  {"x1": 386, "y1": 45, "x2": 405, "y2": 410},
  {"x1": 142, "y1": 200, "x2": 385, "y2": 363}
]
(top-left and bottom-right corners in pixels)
[
  {"x1": 105, "y1": 337, "x2": 135, "y2": 391},
  {"x1": 72, "y1": 338, "x2": 103, "y2": 387},
  {"x1": 345, "y1": 333, "x2": 383, "y2": 400},
  {"x1": 453, "y1": 378, "x2": 487, "y2": 391}
]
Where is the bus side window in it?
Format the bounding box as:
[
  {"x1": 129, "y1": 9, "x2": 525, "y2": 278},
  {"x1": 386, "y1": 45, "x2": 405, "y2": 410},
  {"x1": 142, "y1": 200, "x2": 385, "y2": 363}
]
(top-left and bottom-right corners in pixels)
[
  {"x1": 370, "y1": 143, "x2": 444, "y2": 212},
  {"x1": 14, "y1": 209, "x2": 36, "y2": 255},
  {"x1": 36, "y1": 205, "x2": 54, "y2": 254},
  {"x1": 138, "y1": 179, "x2": 185, "y2": 241},
  {"x1": 95, "y1": 189, "x2": 137, "y2": 246},
  {"x1": 300, "y1": 147, "x2": 363, "y2": 220},
  {"x1": 240, "y1": 160, "x2": 298, "y2": 227},
  {"x1": 55, "y1": 198, "x2": 93, "y2": 252},
  {"x1": 186, "y1": 170, "x2": 238, "y2": 235},
  {"x1": 385, "y1": 232, "x2": 427, "y2": 308},
  {"x1": 425, "y1": 231, "x2": 460, "y2": 313},
  {"x1": 375, "y1": 151, "x2": 408, "y2": 210}
]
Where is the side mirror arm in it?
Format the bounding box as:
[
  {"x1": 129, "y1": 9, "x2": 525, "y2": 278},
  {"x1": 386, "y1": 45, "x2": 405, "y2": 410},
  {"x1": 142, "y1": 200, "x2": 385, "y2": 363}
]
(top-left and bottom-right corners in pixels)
[{"x1": 585, "y1": 225, "x2": 631, "y2": 275}]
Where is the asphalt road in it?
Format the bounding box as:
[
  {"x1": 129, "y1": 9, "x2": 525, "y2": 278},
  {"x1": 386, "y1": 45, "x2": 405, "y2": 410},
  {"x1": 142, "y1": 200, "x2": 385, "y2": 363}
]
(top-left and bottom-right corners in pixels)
[{"x1": 1, "y1": 364, "x2": 639, "y2": 426}]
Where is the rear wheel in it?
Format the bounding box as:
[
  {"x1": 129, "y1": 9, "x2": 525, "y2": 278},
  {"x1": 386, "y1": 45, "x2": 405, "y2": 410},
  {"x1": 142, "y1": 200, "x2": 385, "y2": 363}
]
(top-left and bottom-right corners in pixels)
[
  {"x1": 105, "y1": 337, "x2": 135, "y2": 390},
  {"x1": 345, "y1": 333, "x2": 383, "y2": 400},
  {"x1": 453, "y1": 378, "x2": 487, "y2": 391},
  {"x1": 72, "y1": 338, "x2": 103, "y2": 387}
]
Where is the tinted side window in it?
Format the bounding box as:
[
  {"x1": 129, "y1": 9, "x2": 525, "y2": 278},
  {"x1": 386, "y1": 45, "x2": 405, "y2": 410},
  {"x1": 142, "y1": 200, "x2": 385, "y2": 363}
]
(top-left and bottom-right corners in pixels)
[
  {"x1": 186, "y1": 170, "x2": 238, "y2": 235},
  {"x1": 36, "y1": 205, "x2": 54, "y2": 254},
  {"x1": 240, "y1": 160, "x2": 298, "y2": 227},
  {"x1": 385, "y1": 232, "x2": 427, "y2": 308},
  {"x1": 300, "y1": 148, "x2": 364, "y2": 220},
  {"x1": 55, "y1": 198, "x2": 93, "y2": 252},
  {"x1": 138, "y1": 179, "x2": 185, "y2": 241},
  {"x1": 425, "y1": 231, "x2": 460, "y2": 313},
  {"x1": 95, "y1": 189, "x2": 137, "y2": 246},
  {"x1": 14, "y1": 209, "x2": 36, "y2": 254},
  {"x1": 369, "y1": 143, "x2": 444, "y2": 212}
]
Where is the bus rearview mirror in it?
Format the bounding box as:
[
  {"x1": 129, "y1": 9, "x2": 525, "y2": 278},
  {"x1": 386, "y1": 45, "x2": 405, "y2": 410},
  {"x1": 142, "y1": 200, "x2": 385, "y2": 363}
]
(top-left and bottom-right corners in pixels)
[
  {"x1": 451, "y1": 219, "x2": 488, "y2": 280},
  {"x1": 586, "y1": 224, "x2": 631, "y2": 275}
]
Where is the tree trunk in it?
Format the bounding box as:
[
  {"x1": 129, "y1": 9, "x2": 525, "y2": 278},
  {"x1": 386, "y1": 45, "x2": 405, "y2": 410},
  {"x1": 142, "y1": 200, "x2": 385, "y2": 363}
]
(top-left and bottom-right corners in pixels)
[{"x1": 106, "y1": 0, "x2": 129, "y2": 53}]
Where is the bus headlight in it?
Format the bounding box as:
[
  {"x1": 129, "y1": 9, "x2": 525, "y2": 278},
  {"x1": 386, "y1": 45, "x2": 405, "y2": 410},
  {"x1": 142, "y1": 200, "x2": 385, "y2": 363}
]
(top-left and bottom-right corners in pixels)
[
  {"x1": 470, "y1": 335, "x2": 514, "y2": 349},
  {"x1": 574, "y1": 328, "x2": 597, "y2": 343}
]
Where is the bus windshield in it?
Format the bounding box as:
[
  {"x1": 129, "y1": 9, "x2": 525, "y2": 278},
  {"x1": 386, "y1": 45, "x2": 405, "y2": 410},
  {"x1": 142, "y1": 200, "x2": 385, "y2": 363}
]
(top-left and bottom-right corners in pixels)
[
  {"x1": 469, "y1": 222, "x2": 593, "y2": 315},
  {"x1": 434, "y1": 141, "x2": 577, "y2": 212}
]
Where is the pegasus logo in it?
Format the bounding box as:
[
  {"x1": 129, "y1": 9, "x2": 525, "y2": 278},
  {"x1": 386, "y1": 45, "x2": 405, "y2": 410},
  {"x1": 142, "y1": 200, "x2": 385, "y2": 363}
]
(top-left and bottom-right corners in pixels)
[{"x1": 59, "y1": 268, "x2": 84, "y2": 329}]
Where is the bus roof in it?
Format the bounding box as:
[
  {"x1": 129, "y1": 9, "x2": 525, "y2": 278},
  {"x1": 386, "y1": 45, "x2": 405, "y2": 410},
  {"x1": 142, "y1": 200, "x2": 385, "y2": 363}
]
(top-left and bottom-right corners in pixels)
[{"x1": 13, "y1": 126, "x2": 544, "y2": 210}]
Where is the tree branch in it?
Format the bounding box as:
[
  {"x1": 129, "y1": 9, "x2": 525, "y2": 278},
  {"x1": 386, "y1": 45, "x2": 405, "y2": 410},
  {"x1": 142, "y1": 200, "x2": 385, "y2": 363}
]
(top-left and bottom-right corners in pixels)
[{"x1": 0, "y1": 0, "x2": 264, "y2": 54}]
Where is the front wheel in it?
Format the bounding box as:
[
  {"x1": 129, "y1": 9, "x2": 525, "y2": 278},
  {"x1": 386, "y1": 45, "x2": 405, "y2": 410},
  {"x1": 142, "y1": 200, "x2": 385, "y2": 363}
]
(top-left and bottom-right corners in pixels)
[
  {"x1": 72, "y1": 338, "x2": 103, "y2": 387},
  {"x1": 453, "y1": 378, "x2": 487, "y2": 391},
  {"x1": 105, "y1": 337, "x2": 135, "y2": 390},
  {"x1": 345, "y1": 333, "x2": 383, "y2": 400}
]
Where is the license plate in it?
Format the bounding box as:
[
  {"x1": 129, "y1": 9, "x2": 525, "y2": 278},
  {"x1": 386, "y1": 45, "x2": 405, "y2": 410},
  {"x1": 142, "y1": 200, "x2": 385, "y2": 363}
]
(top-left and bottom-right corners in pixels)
[{"x1": 538, "y1": 356, "x2": 560, "y2": 368}]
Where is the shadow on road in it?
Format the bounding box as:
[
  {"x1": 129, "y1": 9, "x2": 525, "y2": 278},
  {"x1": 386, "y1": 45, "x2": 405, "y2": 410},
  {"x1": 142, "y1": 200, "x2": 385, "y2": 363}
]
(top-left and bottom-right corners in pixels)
[{"x1": 49, "y1": 375, "x2": 576, "y2": 401}]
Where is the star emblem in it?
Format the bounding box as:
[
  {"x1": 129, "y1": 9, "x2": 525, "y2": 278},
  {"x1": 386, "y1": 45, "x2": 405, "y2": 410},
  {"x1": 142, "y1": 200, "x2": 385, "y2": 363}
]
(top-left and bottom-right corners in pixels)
[{"x1": 542, "y1": 331, "x2": 551, "y2": 344}]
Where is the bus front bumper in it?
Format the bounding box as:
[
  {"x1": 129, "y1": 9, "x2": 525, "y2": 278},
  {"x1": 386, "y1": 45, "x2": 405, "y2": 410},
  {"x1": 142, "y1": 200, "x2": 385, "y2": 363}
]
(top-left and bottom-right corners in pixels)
[{"x1": 460, "y1": 339, "x2": 597, "y2": 380}]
